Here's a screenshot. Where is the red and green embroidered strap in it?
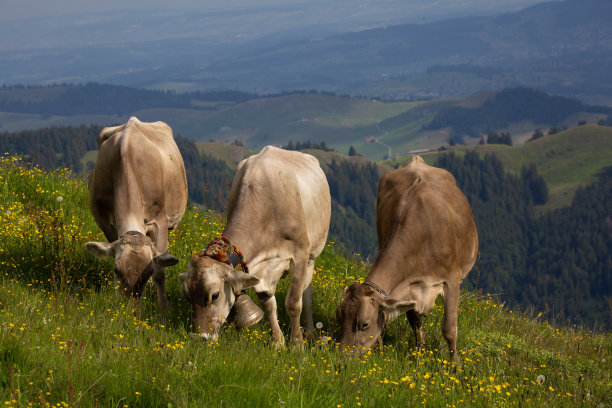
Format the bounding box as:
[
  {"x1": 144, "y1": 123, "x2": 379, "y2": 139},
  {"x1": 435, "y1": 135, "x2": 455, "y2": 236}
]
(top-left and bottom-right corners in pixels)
[{"x1": 200, "y1": 236, "x2": 249, "y2": 274}]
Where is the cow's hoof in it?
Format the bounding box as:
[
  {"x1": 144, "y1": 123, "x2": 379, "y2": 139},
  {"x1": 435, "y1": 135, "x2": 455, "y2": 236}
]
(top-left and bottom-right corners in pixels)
[
  {"x1": 271, "y1": 338, "x2": 286, "y2": 350},
  {"x1": 158, "y1": 298, "x2": 168, "y2": 310},
  {"x1": 304, "y1": 329, "x2": 317, "y2": 342},
  {"x1": 290, "y1": 338, "x2": 306, "y2": 351}
]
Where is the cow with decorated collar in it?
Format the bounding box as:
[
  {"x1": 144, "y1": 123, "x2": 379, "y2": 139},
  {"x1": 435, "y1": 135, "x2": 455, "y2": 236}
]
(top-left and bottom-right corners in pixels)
[{"x1": 180, "y1": 146, "x2": 331, "y2": 346}]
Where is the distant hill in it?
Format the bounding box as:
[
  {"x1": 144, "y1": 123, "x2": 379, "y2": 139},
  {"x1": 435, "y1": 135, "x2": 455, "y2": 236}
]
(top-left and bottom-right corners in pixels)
[
  {"x1": 2, "y1": 83, "x2": 609, "y2": 162},
  {"x1": 426, "y1": 87, "x2": 612, "y2": 140},
  {"x1": 416, "y1": 124, "x2": 612, "y2": 210},
  {"x1": 0, "y1": 83, "x2": 256, "y2": 115}
]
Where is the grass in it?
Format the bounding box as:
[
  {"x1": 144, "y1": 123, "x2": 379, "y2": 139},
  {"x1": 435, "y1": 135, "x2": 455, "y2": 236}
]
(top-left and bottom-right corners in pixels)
[
  {"x1": 193, "y1": 142, "x2": 254, "y2": 169},
  {"x1": 1, "y1": 154, "x2": 610, "y2": 407}
]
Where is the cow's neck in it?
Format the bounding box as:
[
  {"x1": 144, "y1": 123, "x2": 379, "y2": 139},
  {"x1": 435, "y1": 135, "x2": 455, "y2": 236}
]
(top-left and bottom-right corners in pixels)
[
  {"x1": 222, "y1": 223, "x2": 257, "y2": 267},
  {"x1": 366, "y1": 253, "x2": 407, "y2": 295},
  {"x1": 367, "y1": 238, "x2": 427, "y2": 295}
]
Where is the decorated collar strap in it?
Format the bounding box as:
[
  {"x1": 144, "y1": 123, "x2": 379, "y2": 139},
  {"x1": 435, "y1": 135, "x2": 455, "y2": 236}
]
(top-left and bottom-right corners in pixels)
[
  {"x1": 201, "y1": 236, "x2": 249, "y2": 275},
  {"x1": 363, "y1": 280, "x2": 389, "y2": 298}
]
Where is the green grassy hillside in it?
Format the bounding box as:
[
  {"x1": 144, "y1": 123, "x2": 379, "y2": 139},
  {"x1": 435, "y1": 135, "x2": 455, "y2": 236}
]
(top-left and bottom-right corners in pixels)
[
  {"x1": 193, "y1": 141, "x2": 255, "y2": 169},
  {"x1": 1, "y1": 155, "x2": 610, "y2": 407},
  {"x1": 476, "y1": 125, "x2": 612, "y2": 210},
  {"x1": 402, "y1": 125, "x2": 612, "y2": 211}
]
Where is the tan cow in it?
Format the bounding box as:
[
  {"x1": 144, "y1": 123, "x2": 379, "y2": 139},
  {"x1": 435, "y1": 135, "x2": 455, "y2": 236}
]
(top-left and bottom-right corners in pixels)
[
  {"x1": 336, "y1": 155, "x2": 478, "y2": 362},
  {"x1": 180, "y1": 146, "x2": 331, "y2": 346},
  {"x1": 85, "y1": 117, "x2": 188, "y2": 307}
]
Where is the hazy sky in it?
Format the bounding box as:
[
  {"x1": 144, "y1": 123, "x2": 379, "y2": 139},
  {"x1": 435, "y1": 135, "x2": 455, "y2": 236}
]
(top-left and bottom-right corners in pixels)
[
  {"x1": 4, "y1": 1, "x2": 280, "y2": 20},
  {"x1": 1, "y1": 0, "x2": 233, "y2": 19},
  {"x1": 0, "y1": 0, "x2": 549, "y2": 21}
]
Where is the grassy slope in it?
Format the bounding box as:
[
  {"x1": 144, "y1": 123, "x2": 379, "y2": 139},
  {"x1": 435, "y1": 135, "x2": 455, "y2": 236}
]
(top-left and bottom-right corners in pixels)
[
  {"x1": 1, "y1": 156, "x2": 610, "y2": 408},
  {"x1": 398, "y1": 125, "x2": 612, "y2": 211},
  {"x1": 193, "y1": 142, "x2": 255, "y2": 169},
  {"x1": 480, "y1": 125, "x2": 612, "y2": 210}
]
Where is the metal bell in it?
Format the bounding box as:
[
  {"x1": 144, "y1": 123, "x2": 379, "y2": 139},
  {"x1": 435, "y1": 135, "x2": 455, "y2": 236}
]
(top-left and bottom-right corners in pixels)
[{"x1": 228, "y1": 294, "x2": 264, "y2": 328}]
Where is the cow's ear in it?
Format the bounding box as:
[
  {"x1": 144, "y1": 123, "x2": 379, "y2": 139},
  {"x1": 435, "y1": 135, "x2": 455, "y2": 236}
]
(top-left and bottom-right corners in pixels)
[
  {"x1": 379, "y1": 298, "x2": 417, "y2": 321},
  {"x1": 85, "y1": 241, "x2": 116, "y2": 259},
  {"x1": 178, "y1": 271, "x2": 189, "y2": 281},
  {"x1": 155, "y1": 253, "x2": 179, "y2": 267},
  {"x1": 226, "y1": 269, "x2": 260, "y2": 292}
]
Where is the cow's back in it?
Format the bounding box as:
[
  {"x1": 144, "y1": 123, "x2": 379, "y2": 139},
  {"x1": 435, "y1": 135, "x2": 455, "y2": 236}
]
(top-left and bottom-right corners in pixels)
[
  {"x1": 89, "y1": 117, "x2": 188, "y2": 239},
  {"x1": 376, "y1": 155, "x2": 477, "y2": 281},
  {"x1": 226, "y1": 146, "x2": 331, "y2": 258}
]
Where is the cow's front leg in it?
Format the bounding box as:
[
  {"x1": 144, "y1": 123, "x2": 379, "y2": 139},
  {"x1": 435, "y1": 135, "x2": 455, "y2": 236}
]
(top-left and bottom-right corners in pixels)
[
  {"x1": 407, "y1": 309, "x2": 424, "y2": 351},
  {"x1": 442, "y1": 281, "x2": 460, "y2": 364},
  {"x1": 257, "y1": 292, "x2": 285, "y2": 348},
  {"x1": 152, "y1": 267, "x2": 168, "y2": 309},
  {"x1": 149, "y1": 221, "x2": 169, "y2": 309}
]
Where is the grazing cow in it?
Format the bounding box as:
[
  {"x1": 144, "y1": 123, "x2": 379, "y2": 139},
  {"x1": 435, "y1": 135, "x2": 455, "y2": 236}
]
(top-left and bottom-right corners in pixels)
[
  {"x1": 336, "y1": 155, "x2": 478, "y2": 362},
  {"x1": 180, "y1": 146, "x2": 331, "y2": 346},
  {"x1": 85, "y1": 117, "x2": 188, "y2": 307}
]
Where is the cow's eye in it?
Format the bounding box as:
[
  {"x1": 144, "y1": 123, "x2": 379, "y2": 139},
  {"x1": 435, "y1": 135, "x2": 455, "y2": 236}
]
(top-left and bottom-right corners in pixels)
[
  {"x1": 211, "y1": 291, "x2": 220, "y2": 302},
  {"x1": 358, "y1": 322, "x2": 370, "y2": 331}
]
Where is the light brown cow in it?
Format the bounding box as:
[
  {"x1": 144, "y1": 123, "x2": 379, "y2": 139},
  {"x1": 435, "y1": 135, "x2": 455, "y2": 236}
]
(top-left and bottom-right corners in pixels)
[
  {"x1": 180, "y1": 146, "x2": 331, "y2": 346},
  {"x1": 336, "y1": 155, "x2": 478, "y2": 362},
  {"x1": 85, "y1": 117, "x2": 188, "y2": 307}
]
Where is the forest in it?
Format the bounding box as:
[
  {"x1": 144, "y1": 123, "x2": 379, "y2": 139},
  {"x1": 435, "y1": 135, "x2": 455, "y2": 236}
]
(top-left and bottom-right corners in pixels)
[
  {"x1": 1, "y1": 125, "x2": 610, "y2": 329},
  {"x1": 435, "y1": 152, "x2": 611, "y2": 329}
]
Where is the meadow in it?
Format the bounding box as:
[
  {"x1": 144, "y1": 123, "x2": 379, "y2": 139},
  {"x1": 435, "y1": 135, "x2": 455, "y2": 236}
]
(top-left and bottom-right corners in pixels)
[{"x1": 0, "y1": 154, "x2": 610, "y2": 407}]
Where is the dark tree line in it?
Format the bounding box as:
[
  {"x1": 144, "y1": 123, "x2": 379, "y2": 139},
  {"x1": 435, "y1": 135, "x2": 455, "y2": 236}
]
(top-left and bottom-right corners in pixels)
[
  {"x1": 282, "y1": 140, "x2": 334, "y2": 152},
  {"x1": 435, "y1": 152, "x2": 610, "y2": 329},
  {"x1": 174, "y1": 136, "x2": 236, "y2": 212},
  {"x1": 523, "y1": 171, "x2": 612, "y2": 329},
  {"x1": 486, "y1": 131, "x2": 512, "y2": 145},
  {"x1": 0, "y1": 125, "x2": 102, "y2": 173},
  {"x1": 325, "y1": 159, "x2": 380, "y2": 257}
]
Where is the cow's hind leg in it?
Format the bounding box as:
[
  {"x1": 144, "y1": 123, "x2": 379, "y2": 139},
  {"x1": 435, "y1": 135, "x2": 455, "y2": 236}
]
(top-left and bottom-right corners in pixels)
[
  {"x1": 301, "y1": 259, "x2": 316, "y2": 339},
  {"x1": 407, "y1": 309, "x2": 424, "y2": 352},
  {"x1": 442, "y1": 281, "x2": 460, "y2": 364},
  {"x1": 257, "y1": 292, "x2": 285, "y2": 348}
]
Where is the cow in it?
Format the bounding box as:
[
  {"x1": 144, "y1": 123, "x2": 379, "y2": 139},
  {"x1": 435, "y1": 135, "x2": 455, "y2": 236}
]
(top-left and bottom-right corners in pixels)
[
  {"x1": 85, "y1": 117, "x2": 188, "y2": 308},
  {"x1": 180, "y1": 146, "x2": 331, "y2": 347},
  {"x1": 336, "y1": 155, "x2": 478, "y2": 362}
]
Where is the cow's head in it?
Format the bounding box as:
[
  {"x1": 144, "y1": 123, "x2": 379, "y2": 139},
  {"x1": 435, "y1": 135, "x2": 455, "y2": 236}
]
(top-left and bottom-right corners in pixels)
[
  {"x1": 179, "y1": 255, "x2": 259, "y2": 340},
  {"x1": 336, "y1": 283, "x2": 416, "y2": 356},
  {"x1": 85, "y1": 231, "x2": 178, "y2": 296}
]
